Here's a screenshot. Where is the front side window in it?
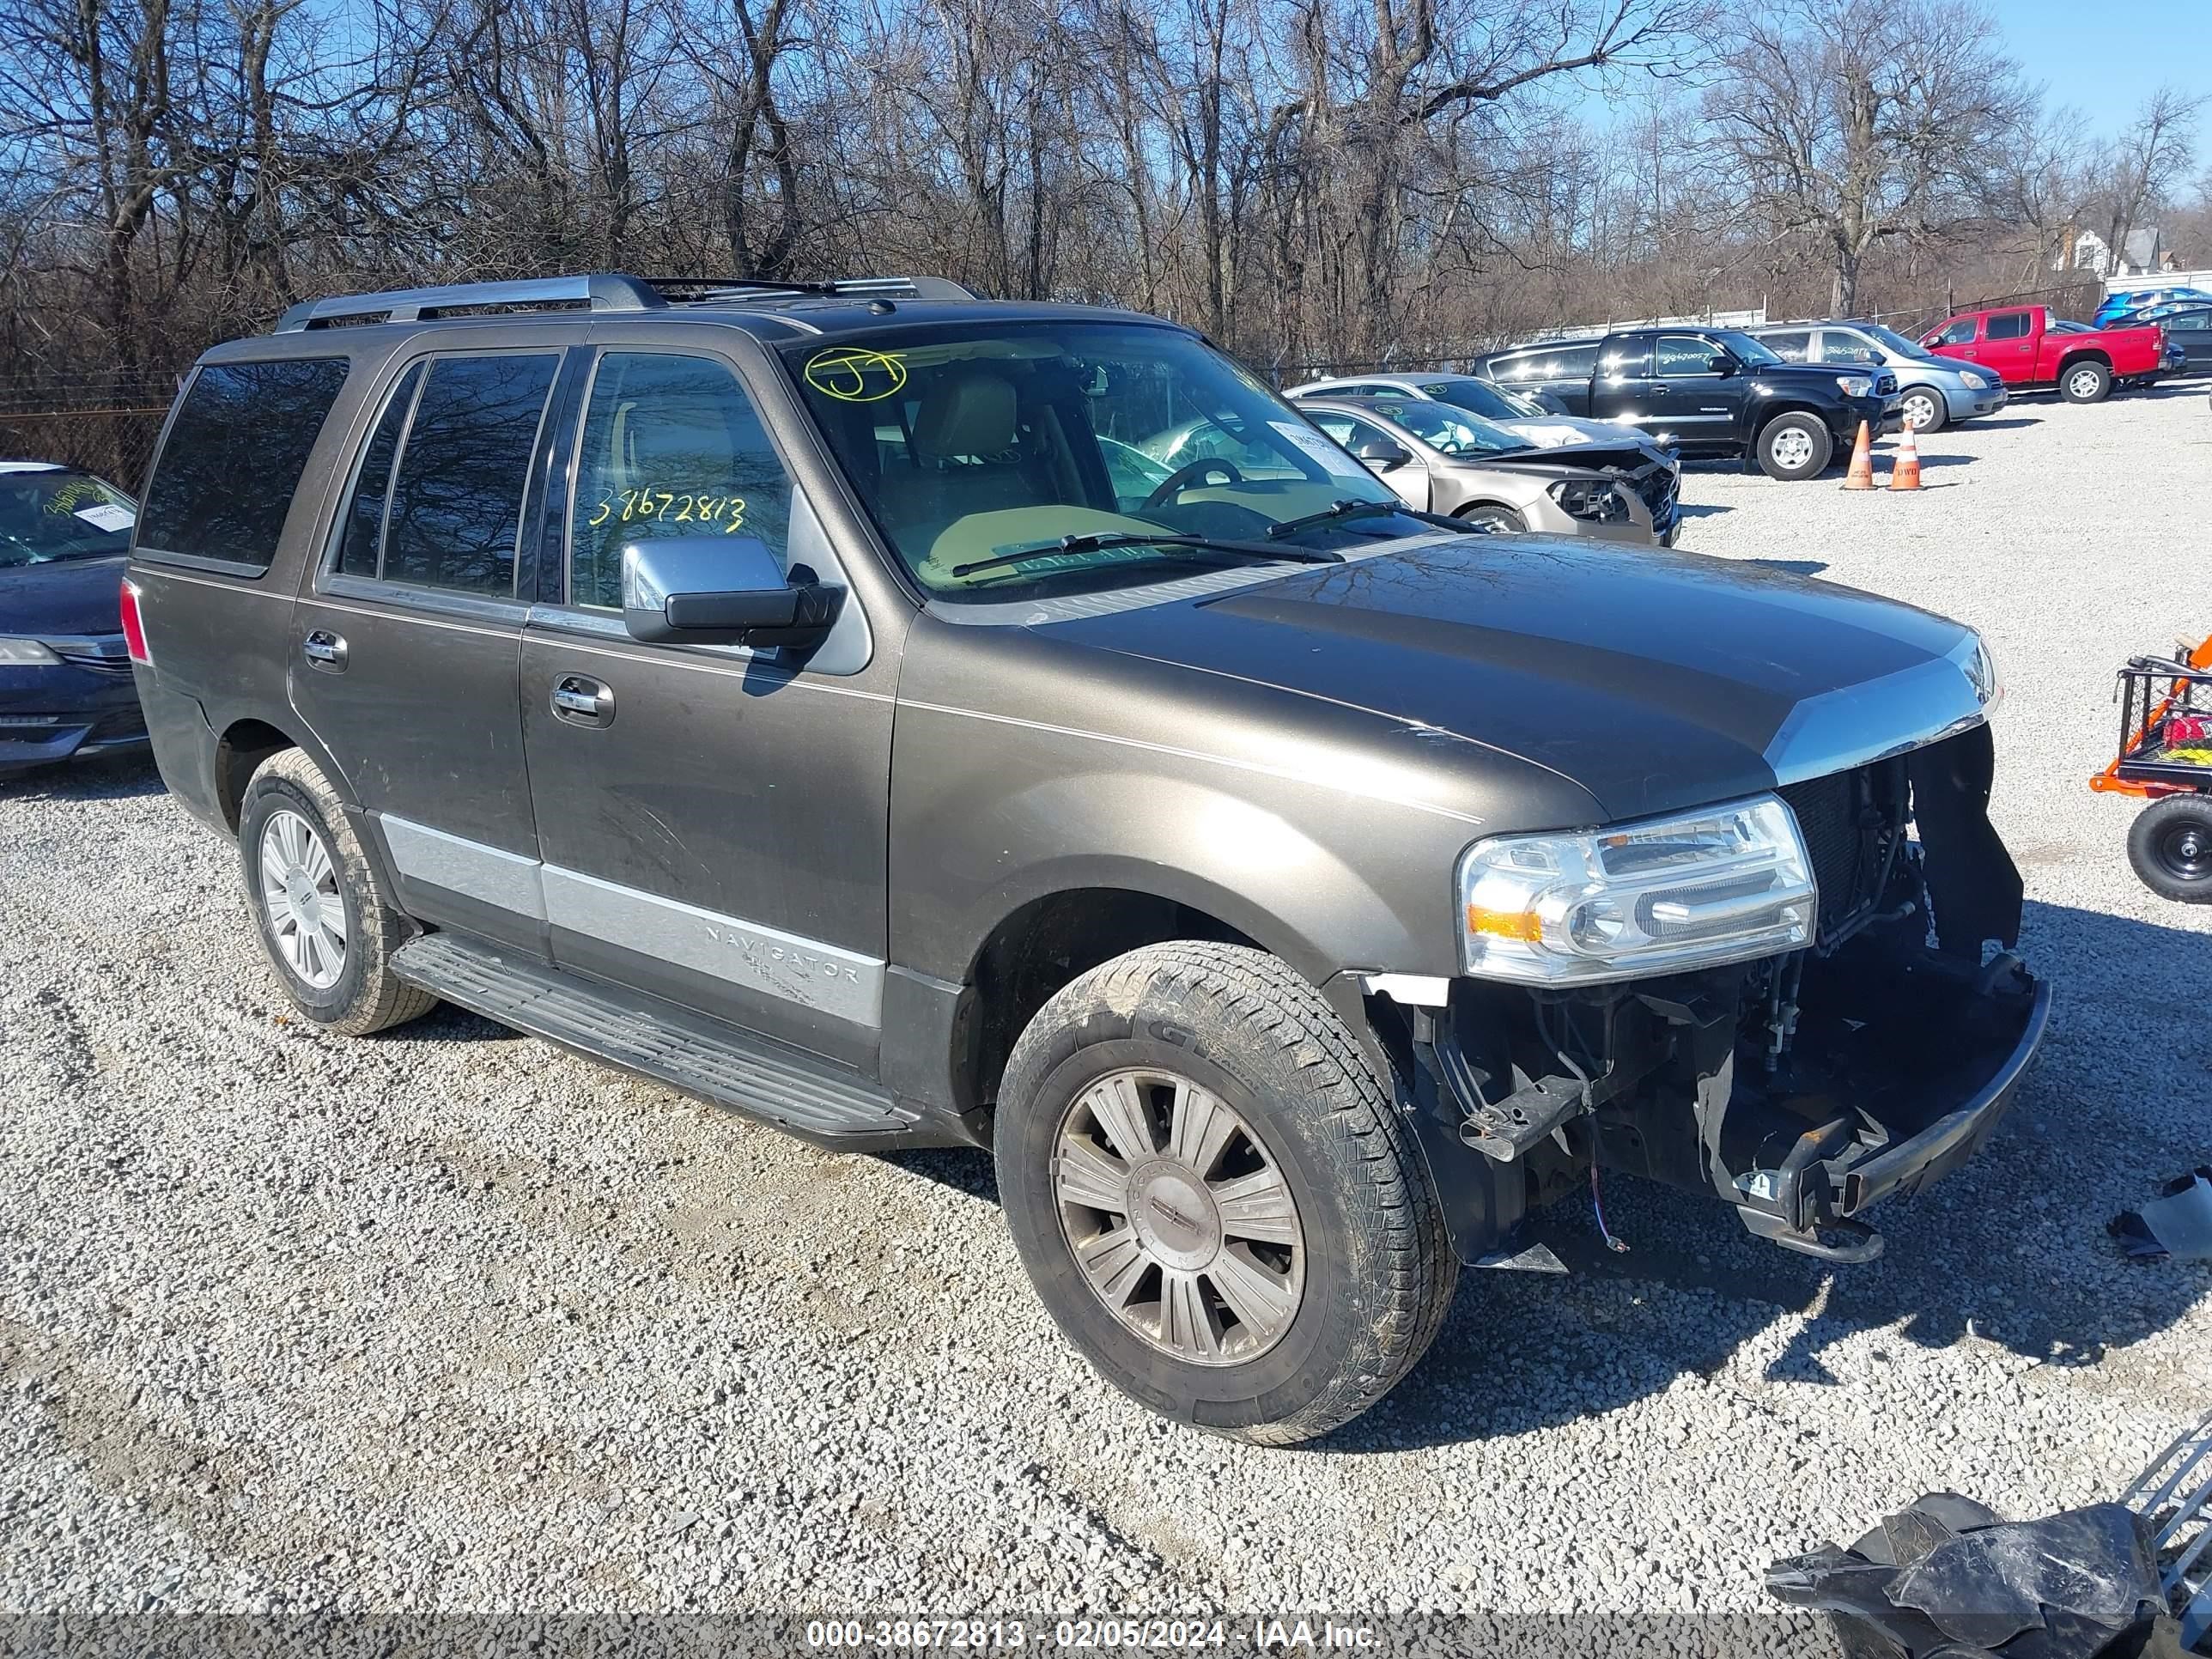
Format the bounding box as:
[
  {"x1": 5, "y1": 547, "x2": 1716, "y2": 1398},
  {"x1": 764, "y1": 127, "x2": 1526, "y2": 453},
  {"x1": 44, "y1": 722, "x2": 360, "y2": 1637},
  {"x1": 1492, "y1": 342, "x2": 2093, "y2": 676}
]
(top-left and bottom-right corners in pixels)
[
  {"x1": 1814, "y1": 331, "x2": 1880, "y2": 365},
  {"x1": 787, "y1": 324, "x2": 1415, "y2": 603},
  {"x1": 0, "y1": 469, "x2": 137, "y2": 568},
  {"x1": 1936, "y1": 319, "x2": 1978, "y2": 345},
  {"x1": 139, "y1": 357, "x2": 349, "y2": 568},
  {"x1": 1985, "y1": 312, "x2": 2032, "y2": 341},
  {"x1": 378, "y1": 353, "x2": 558, "y2": 595},
  {"x1": 1655, "y1": 335, "x2": 1723, "y2": 377},
  {"x1": 568, "y1": 353, "x2": 794, "y2": 611}
]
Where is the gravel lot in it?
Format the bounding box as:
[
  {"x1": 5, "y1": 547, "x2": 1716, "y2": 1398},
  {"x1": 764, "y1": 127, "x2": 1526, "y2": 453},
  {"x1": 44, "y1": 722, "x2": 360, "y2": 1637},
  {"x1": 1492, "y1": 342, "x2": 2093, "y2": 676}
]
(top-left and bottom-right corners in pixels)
[{"x1": 3, "y1": 387, "x2": 2209, "y2": 1640}]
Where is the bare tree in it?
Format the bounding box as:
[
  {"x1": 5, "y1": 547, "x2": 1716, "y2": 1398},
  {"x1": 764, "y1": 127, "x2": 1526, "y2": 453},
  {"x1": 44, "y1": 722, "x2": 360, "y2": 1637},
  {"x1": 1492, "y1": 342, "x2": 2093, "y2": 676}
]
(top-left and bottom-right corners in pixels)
[{"x1": 1705, "y1": 0, "x2": 2033, "y2": 313}]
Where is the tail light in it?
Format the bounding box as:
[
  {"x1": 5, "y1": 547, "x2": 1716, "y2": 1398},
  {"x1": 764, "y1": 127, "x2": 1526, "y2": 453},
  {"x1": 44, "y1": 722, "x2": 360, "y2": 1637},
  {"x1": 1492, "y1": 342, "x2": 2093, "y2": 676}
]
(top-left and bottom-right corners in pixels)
[{"x1": 119, "y1": 578, "x2": 151, "y2": 665}]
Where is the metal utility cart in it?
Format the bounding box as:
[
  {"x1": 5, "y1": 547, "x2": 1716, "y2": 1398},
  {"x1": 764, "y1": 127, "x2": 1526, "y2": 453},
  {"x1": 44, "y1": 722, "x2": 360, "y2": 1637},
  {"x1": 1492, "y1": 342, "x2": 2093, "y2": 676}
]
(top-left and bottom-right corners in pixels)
[{"x1": 2094, "y1": 634, "x2": 2212, "y2": 902}]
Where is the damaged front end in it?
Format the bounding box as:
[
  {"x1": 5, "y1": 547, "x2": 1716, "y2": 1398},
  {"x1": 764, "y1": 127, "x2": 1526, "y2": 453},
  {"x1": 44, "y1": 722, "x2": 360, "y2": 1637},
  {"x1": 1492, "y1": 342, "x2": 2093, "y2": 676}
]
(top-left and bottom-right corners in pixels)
[{"x1": 1376, "y1": 724, "x2": 2051, "y2": 1265}]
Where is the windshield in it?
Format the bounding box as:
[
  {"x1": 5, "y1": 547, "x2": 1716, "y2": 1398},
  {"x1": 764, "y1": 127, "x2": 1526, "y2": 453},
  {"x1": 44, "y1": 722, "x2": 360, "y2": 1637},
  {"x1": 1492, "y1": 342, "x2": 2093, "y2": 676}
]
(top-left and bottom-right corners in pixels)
[
  {"x1": 787, "y1": 324, "x2": 1431, "y2": 601},
  {"x1": 0, "y1": 469, "x2": 137, "y2": 568},
  {"x1": 1416, "y1": 378, "x2": 1541, "y2": 422},
  {"x1": 1712, "y1": 331, "x2": 1785, "y2": 368},
  {"x1": 1860, "y1": 324, "x2": 1932, "y2": 359},
  {"x1": 1359, "y1": 398, "x2": 1527, "y2": 457}
]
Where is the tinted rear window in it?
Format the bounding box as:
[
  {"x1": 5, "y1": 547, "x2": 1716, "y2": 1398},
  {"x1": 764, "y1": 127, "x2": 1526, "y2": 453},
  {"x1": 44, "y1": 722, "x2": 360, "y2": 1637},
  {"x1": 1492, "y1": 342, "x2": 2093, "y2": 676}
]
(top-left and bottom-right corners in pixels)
[
  {"x1": 380, "y1": 353, "x2": 558, "y2": 595},
  {"x1": 138, "y1": 358, "x2": 349, "y2": 568}
]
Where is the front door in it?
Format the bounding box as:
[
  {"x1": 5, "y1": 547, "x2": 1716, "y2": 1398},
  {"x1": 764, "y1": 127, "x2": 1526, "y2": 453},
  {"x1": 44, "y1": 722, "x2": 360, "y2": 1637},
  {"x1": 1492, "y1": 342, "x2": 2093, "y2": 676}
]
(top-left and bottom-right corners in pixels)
[
  {"x1": 289, "y1": 337, "x2": 575, "y2": 952},
  {"x1": 1650, "y1": 333, "x2": 1748, "y2": 449},
  {"x1": 517, "y1": 337, "x2": 897, "y2": 1071}
]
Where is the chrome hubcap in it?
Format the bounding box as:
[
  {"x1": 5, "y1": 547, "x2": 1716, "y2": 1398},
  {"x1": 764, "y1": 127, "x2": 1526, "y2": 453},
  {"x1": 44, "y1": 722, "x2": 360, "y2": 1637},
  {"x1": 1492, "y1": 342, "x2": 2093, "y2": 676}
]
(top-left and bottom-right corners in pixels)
[
  {"x1": 2069, "y1": 369, "x2": 2100, "y2": 398},
  {"x1": 1771, "y1": 427, "x2": 1814, "y2": 469},
  {"x1": 1053, "y1": 1068, "x2": 1305, "y2": 1366},
  {"x1": 258, "y1": 808, "x2": 348, "y2": 989},
  {"x1": 1904, "y1": 393, "x2": 1937, "y2": 428}
]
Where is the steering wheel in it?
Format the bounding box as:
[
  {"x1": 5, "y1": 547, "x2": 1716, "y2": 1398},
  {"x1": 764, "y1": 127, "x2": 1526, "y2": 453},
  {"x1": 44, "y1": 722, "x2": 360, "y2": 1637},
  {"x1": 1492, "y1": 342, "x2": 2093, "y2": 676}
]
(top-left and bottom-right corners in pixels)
[{"x1": 1141, "y1": 458, "x2": 1245, "y2": 511}]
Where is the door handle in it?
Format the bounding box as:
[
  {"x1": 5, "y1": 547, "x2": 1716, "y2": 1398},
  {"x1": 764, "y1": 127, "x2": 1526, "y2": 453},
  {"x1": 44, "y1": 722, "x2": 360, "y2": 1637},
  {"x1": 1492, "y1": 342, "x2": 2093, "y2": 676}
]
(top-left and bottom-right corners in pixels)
[
  {"x1": 550, "y1": 673, "x2": 614, "y2": 727},
  {"x1": 302, "y1": 629, "x2": 347, "y2": 672}
]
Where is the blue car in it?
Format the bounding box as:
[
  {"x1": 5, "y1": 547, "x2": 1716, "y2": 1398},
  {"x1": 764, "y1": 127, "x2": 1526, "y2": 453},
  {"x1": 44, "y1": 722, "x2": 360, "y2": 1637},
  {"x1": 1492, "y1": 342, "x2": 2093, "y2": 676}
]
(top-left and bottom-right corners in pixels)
[
  {"x1": 0, "y1": 462, "x2": 148, "y2": 781},
  {"x1": 2094, "y1": 287, "x2": 2212, "y2": 327}
]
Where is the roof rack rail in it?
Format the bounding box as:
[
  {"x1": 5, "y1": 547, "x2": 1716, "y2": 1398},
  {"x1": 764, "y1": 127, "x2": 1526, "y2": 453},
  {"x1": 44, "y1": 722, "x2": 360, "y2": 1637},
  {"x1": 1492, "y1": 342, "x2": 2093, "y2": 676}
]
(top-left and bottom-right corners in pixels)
[
  {"x1": 640, "y1": 275, "x2": 977, "y2": 302},
  {"x1": 271, "y1": 271, "x2": 977, "y2": 331},
  {"x1": 272, "y1": 274, "x2": 665, "y2": 333}
]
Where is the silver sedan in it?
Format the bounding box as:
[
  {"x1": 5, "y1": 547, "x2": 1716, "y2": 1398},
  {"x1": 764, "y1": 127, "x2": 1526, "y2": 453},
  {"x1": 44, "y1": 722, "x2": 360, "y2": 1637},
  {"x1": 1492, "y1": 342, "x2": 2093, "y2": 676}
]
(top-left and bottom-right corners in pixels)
[{"x1": 1297, "y1": 396, "x2": 1678, "y2": 545}]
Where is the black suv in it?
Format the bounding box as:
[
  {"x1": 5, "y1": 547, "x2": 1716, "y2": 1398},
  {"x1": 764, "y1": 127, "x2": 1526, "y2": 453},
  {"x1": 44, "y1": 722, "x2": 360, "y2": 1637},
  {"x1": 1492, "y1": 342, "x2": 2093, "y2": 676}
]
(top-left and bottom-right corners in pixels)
[
  {"x1": 1469, "y1": 328, "x2": 1900, "y2": 479},
  {"x1": 128, "y1": 273, "x2": 2046, "y2": 1443}
]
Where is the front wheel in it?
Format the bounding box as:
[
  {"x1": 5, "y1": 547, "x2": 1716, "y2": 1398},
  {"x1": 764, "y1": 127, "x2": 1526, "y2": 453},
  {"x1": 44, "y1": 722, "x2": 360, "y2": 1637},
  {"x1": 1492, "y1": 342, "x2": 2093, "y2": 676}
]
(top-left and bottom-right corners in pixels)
[
  {"x1": 1755, "y1": 412, "x2": 1834, "y2": 480},
  {"x1": 2061, "y1": 360, "x2": 2112, "y2": 404},
  {"x1": 994, "y1": 942, "x2": 1456, "y2": 1444},
  {"x1": 1455, "y1": 502, "x2": 1527, "y2": 532},
  {"x1": 2129, "y1": 793, "x2": 2212, "y2": 902},
  {"x1": 1899, "y1": 386, "x2": 1948, "y2": 433}
]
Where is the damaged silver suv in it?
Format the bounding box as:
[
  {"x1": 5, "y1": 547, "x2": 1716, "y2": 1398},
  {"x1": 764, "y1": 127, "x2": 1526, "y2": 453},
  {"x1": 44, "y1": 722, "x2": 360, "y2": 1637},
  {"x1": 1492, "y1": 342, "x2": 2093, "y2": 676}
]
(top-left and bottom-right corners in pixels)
[{"x1": 125, "y1": 273, "x2": 2047, "y2": 1443}]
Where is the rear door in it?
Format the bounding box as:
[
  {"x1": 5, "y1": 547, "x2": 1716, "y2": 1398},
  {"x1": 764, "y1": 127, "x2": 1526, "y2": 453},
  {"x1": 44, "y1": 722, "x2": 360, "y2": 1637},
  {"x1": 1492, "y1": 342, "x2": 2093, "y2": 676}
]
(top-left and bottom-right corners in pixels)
[
  {"x1": 1979, "y1": 309, "x2": 2039, "y2": 381},
  {"x1": 1587, "y1": 337, "x2": 1656, "y2": 428},
  {"x1": 514, "y1": 331, "x2": 896, "y2": 1070},
  {"x1": 289, "y1": 331, "x2": 577, "y2": 951}
]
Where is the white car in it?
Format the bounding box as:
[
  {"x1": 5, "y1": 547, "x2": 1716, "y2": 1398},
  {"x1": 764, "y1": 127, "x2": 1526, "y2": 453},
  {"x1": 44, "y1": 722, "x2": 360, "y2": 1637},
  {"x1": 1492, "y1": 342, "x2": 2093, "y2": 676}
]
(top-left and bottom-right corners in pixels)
[{"x1": 1285, "y1": 371, "x2": 1653, "y2": 450}]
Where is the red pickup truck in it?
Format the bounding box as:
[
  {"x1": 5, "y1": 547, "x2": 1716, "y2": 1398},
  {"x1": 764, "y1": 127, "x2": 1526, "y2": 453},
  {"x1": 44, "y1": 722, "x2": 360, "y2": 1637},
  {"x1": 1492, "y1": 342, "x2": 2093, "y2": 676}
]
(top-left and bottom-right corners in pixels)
[{"x1": 1920, "y1": 305, "x2": 2171, "y2": 404}]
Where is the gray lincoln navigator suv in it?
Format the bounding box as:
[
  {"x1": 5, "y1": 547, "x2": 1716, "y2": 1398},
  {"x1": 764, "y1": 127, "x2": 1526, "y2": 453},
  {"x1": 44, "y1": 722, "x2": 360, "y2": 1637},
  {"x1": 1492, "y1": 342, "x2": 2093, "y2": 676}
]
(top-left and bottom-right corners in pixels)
[{"x1": 125, "y1": 273, "x2": 2047, "y2": 1443}]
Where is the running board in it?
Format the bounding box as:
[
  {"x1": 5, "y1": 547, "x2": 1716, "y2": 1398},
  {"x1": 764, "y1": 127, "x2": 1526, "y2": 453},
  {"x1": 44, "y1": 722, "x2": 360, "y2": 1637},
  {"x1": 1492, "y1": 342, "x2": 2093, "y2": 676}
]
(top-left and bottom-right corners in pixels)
[{"x1": 391, "y1": 933, "x2": 916, "y2": 1146}]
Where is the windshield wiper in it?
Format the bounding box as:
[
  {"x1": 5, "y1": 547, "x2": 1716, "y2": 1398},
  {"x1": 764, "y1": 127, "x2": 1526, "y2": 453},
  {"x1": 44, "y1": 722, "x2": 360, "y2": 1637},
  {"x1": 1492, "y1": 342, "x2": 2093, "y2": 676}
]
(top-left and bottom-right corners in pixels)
[
  {"x1": 950, "y1": 532, "x2": 1343, "y2": 580},
  {"x1": 1265, "y1": 498, "x2": 1481, "y2": 540}
]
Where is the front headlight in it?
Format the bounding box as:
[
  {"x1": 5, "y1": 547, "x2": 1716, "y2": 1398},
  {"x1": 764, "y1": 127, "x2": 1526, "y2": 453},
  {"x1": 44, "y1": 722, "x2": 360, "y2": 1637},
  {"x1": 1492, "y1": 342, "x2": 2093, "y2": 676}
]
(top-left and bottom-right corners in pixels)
[
  {"x1": 1547, "y1": 478, "x2": 1630, "y2": 523},
  {"x1": 1837, "y1": 375, "x2": 1874, "y2": 398},
  {"x1": 1455, "y1": 795, "x2": 1816, "y2": 985},
  {"x1": 0, "y1": 637, "x2": 61, "y2": 666},
  {"x1": 1959, "y1": 369, "x2": 1990, "y2": 390},
  {"x1": 1964, "y1": 634, "x2": 2002, "y2": 711}
]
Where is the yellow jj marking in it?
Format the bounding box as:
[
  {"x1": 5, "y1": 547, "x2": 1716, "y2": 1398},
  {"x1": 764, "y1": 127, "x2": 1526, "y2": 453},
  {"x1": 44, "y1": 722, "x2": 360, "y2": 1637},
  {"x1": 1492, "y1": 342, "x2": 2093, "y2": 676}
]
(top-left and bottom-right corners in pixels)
[
  {"x1": 805, "y1": 347, "x2": 908, "y2": 403},
  {"x1": 586, "y1": 490, "x2": 749, "y2": 532}
]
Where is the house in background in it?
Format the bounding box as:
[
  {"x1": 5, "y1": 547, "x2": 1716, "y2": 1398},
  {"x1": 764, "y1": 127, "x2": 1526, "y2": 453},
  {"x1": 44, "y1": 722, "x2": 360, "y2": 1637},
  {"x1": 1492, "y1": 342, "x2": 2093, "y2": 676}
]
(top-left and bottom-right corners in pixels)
[{"x1": 2055, "y1": 224, "x2": 2172, "y2": 276}]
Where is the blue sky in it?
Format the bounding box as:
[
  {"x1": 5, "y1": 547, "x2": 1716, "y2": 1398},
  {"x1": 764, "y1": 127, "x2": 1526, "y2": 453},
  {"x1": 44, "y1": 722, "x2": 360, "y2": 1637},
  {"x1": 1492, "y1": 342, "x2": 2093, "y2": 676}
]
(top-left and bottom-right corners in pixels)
[{"x1": 1995, "y1": 0, "x2": 2210, "y2": 127}]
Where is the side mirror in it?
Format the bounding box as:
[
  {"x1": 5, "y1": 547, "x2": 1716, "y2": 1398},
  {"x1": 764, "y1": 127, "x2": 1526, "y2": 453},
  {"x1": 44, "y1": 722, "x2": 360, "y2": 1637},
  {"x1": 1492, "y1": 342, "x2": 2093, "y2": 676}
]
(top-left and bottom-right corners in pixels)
[
  {"x1": 622, "y1": 536, "x2": 843, "y2": 651},
  {"x1": 1352, "y1": 437, "x2": 1414, "y2": 471},
  {"x1": 1707, "y1": 355, "x2": 1738, "y2": 376}
]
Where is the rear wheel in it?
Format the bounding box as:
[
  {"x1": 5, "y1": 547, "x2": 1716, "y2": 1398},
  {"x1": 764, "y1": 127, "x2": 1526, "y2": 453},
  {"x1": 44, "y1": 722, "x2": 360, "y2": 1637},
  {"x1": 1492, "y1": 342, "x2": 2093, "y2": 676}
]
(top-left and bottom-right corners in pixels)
[
  {"x1": 1755, "y1": 412, "x2": 1833, "y2": 480},
  {"x1": 2129, "y1": 794, "x2": 2212, "y2": 902},
  {"x1": 2061, "y1": 360, "x2": 2112, "y2": 404},
  {"x1": 239, "y1": 749, "x2": 437, "y2": 1033},
  {"x1": 995, "y1": 942, "x2": 1456, "y2": 1444},
  {"x1": 1899, "y1": 386, "x2": 1947, "y2": 433}
]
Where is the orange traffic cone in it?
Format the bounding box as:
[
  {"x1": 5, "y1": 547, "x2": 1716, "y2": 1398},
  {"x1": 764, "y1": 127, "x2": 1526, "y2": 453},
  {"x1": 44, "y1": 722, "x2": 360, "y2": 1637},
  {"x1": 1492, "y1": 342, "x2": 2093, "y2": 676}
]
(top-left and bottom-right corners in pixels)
[
  {"x1": 1842, "y1": 421, "x2": 1875, "y2": 489},
  {"x1": 1887, "y1": 423, "x2": 1922, "y2": 491}
]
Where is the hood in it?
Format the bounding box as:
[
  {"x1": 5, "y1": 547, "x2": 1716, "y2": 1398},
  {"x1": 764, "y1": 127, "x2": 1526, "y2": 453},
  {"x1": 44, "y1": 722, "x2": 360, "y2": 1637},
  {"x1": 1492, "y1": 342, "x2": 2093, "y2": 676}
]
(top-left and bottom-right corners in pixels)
[
  {"x1": 1041, "y1": 536, "x2": 1987, "y2": 824},
  {"x1": 1469, "y1": 439, "x2": 1666, "y2": 477},
  {"x1": 1503, "y1": 416, "x2": 1646, "y2": 449},
  {"x1": 0, "y1": 554, "x2": 126, "y2": 638}
]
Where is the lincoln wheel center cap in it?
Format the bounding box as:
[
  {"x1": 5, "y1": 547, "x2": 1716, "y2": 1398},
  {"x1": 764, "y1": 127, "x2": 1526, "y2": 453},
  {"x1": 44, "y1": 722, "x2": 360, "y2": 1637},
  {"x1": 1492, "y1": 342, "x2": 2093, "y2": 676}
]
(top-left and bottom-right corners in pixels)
[{"x1": 1127, "y1": 1161, "x2": 1222, "y2": 1271}]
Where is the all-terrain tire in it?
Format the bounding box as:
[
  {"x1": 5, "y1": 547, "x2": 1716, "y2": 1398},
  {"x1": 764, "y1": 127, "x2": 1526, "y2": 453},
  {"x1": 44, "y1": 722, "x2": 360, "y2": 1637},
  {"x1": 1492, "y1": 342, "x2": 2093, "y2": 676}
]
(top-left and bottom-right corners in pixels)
[
  {"x1": 2128, "y1": 793, "x2": 2212, "y2": 903},
  {"x1": 238, "y1": 748, "x2": 438, "y2": 1034},
  {"x1": 994, "y1": 941, "x2": 1456, "y2": 1445}
]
